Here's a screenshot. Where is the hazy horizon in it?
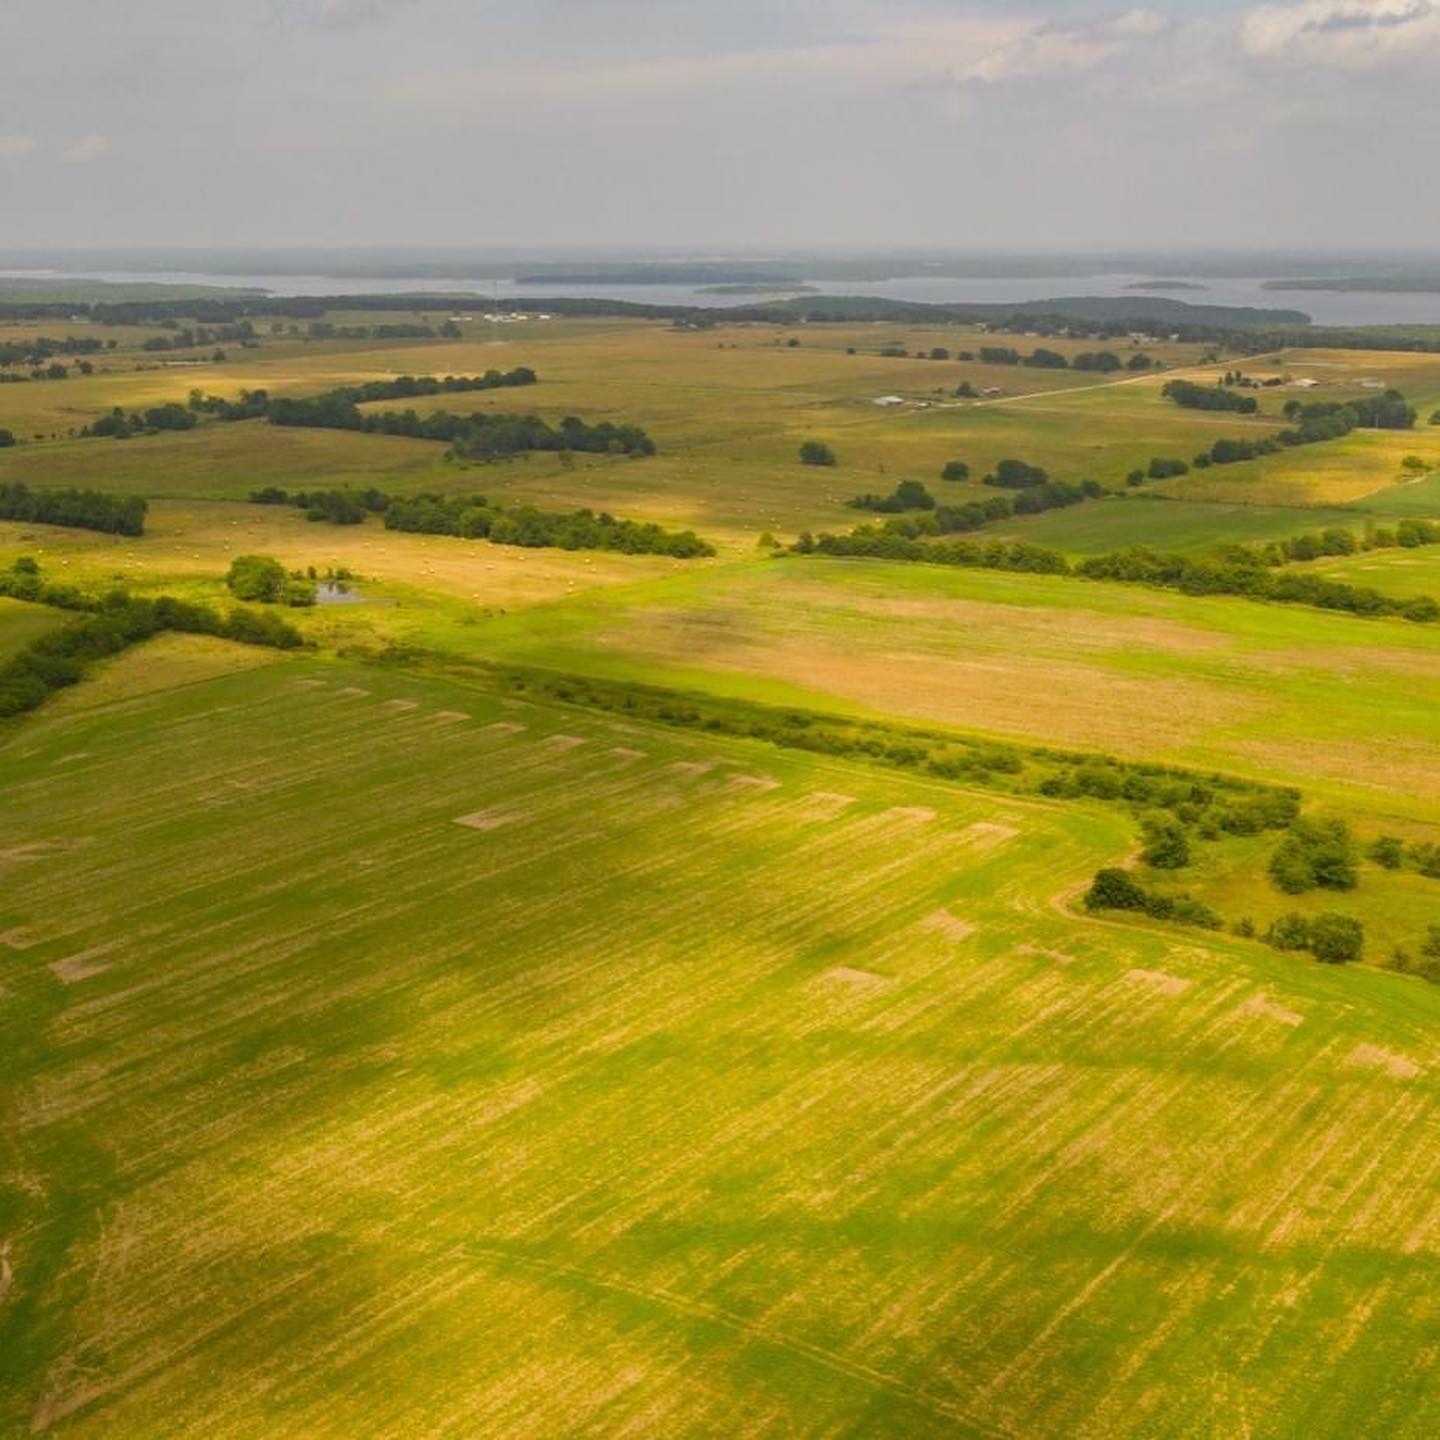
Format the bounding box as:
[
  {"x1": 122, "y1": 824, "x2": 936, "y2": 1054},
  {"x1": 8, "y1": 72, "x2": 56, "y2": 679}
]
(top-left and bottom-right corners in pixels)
[{"x1": 3, "y1": 0, "x2": 1439, "y2": 251}]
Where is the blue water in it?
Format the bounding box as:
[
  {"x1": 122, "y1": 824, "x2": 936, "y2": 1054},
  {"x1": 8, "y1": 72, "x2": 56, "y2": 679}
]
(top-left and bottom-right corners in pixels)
[{"x1": 6, "y1": 267, "x2": 1440, "y2": 327}]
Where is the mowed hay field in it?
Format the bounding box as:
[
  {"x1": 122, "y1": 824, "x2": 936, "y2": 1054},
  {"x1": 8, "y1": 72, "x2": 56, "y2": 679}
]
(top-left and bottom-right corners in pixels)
[{"x1": 10, "y1": 653, "x2": 1440, "y2": 1438}]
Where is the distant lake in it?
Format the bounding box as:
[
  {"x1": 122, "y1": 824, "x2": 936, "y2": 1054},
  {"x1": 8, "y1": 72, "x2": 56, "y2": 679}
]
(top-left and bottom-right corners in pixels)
[{"x1": 8, "y1": 267, "x2": 1440, "y2": 327}]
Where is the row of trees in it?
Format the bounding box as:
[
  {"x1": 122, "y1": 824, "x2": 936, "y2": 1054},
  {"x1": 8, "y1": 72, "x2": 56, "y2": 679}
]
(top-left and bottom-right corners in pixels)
[
  {"x1": 496, "y1": 655, "x2": 1298, "y2": 838},
  {"x1": 788, "y1": 525, "x2": 1440, "y2": 623},
  {"x1": 0, "y1": 335, "x2": 108, "y2": 366},
  {"x1": 86, "y1": 403, "x2": 198, "y2": 439},
  {"x1": 1162, "y1": 379, "x2": 1260, "y2": 414},
  {"x1": 972, "y1": 346, "x2": 1145, "y2": 373},
  {"x1": 1076, "y1": 545, "x2": 1440, "y2": 621},
  {"x1": 382, "y1": 494, "x2": 713, "y2": 557},
  {"x1": 0, "y1": 481, "x2": 147, "y2": 535}
]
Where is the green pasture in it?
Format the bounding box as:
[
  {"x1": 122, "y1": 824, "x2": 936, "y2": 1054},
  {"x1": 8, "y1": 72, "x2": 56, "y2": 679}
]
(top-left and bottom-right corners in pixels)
[
  {"x1": 0, "y1": 595, "x2": 63, "y2": 659},
  {"x1": 6, "y1": 655, "x2": 1440, "y2": 1437}
]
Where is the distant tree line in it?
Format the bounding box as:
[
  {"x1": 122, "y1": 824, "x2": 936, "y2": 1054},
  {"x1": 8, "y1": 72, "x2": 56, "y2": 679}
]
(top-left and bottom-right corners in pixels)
[
  {"x1": 382, "y1": 493, "x2": 712, "y2": 557},
  {"x1": 192, "y1": 368, "x2": 538, "y2": 422},
  {"x1": 188, "y1": 369, "x2": 656, "y2": 460},
  {"x1": 0, "y1": 480, "x2": 147, "y2": 535},
  {"x1": 141, "y1": 322, "x2": 257, "y2": 352},
  {"x1": 0, "y1": 336, "x2": 108, "y2": 366}
]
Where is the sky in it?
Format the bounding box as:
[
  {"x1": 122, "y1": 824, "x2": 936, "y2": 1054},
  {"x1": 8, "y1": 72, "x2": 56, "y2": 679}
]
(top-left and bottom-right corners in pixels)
[{"x1": 1, "y1": 0, "x2": 1438, "y2": 252}]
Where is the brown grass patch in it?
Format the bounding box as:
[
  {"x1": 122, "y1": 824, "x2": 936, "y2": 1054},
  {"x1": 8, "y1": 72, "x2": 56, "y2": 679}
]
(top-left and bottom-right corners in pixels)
[
  {"x1": 453, "y1": 810, "x2": 520, "y2": 833},
  {"x1": 539, "y1": 734, "x2": 586, "y2": 750},
  {"x1": 959, "y1": 821, "x2": 1020, "y2": 851},
  {"x1": 481, "y1": 721, "x2": 527, "y2": 736},
  {"x1": 1016, "y1": 942, "x2": 1075, "y2": 966},
  {"x1": 796, "y1": 791, "x2": 857, "y2": 818},
  {"x1": 1348, "y1": 1043, "x2": 1422, "y2": 1079},
  {"x1": 666, "y1": 761, "x2": 712, "y2": 777},
  {"x1": 878, "y1": 806, "x2": 936, "y2": 828},
  {"x1": 1, "y1": 927, "x2": 38, "y2": 950},
  {"x1": 920, "y1": 911, "x2": 977, "y2": 943},
  {"x1": 336, "y1": 686, "x2": 370, "y2": 698},
  {"x1": 608, "y1": 747, "x2": 647, "y2": 760},
  {"x1": 816, "y1": 966, "x2": 891, "y2": 988},
  {"x1": 432, "y1": 711, "x2": 470, "y2": 723},
  {"x1": 1124, "y1": 968, "x2": 1191, "y2": 997},
  {"x1": 724, "y1": 774, "x2": 781, "y2": 794},
  {"x1": 380, "y1": 698, "x2": 418, "y2": 712},
  {"x1": 49, "y1": 949, "x2": 112, "y2": 985}
]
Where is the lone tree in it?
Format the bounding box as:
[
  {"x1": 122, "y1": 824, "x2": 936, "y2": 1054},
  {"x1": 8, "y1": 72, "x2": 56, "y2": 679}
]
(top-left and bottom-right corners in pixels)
[
  {"x1": 799, "y1": 440, "x2": 836, "y2": 467},
  {"x1": 226, "y1": 554, "x2": 288, "y2": 604},
  {"x1": 940, "y1": 460, "x2": 970, "y2": 482}
]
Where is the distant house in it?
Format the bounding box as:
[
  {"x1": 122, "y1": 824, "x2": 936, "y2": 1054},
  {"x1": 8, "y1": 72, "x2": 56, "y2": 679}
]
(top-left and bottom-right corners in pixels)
[
  {"x1": 871, "y1": 395, "x2": 906, "y2": 407},
  {"x1": 1290, "y1": 377, "x2": 1319, "y2": 389}
]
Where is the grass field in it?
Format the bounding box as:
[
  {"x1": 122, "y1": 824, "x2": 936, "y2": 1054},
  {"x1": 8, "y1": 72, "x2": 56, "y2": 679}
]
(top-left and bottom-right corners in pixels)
[
  {"x1": 8, "y1": 653, "x2": 1440, "y2": 1437},
  {"x1": 0, "y1": 595, "x2": 63, "y2": 660},
  {"x1": 6, "y1": 314, "x2": 1440, "y2": 1437}
]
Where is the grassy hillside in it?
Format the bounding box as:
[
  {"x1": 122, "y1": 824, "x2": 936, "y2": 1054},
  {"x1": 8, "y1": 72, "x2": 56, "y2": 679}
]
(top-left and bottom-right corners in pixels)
[{"x1": 5, "y1": 654, "x2": 1440, "y2": 1438}]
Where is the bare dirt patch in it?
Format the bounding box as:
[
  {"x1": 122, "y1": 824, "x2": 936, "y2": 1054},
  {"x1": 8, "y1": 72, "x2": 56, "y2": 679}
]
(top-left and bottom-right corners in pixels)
[
  {"x1": 432, "y1": 711, "x2": 470, "y2": 723},
  {"x1": 1238, "y1": 994, "x2": 1303, "y2": 1028},
  {"x1": 1124, "y1": 968, "x2": 1192, "y2": 997},
  {"x1": 453, "y1": 810, "x2": 521, "y2": 833},
  {"x1": 1348, "y1": 1043, "x2": 1422, "y2": 1079},
  {"x1": 1, "y1": 927, "x2": 39, "y2": 950},
  {"x1": 539, "y1": 734, "x2": 586, "y2": 750},
  {"x1": 481, "y1": 721, "x2": 527, "y2": 737},
  {"x1": 336, "y1": 686, "x2": 370, "y2": 698},
  {"x1": 920, "y1": 911, "x2": 977, "y2": 943},
  {"x1": 959, "y1": 821, "x2": 1020, "y2": 851},
  {"x1": 380, "y1": 698, "x2": 418, "y2": 712}
]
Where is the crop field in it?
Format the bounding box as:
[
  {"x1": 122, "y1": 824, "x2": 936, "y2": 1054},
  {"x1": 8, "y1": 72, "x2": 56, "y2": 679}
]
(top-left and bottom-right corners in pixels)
[
  {"x1": 6, "y1": 655, "x2": 1440, "y2": 1438},
  {"x1": 5, "y1": 310, "x2": 1440, "y2": 1437}
]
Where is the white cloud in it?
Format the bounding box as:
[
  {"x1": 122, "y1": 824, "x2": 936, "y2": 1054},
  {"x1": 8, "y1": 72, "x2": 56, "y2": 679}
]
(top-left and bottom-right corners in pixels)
[
  {"x1": 62, "y1": 134, "x2": 111, "y2": 163},
  {"x1": 1241, "y1": 0, "x2": 1440, "y2": 67},
  {"x1": 0, "y1": 135, "x2": 38, "y2": 158}
]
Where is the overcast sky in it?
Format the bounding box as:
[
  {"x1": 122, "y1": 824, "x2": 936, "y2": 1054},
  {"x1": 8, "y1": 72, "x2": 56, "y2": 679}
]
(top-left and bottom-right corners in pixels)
[{"x1": 2, "y1": 0, "x2": 1437, "y2": 251}]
